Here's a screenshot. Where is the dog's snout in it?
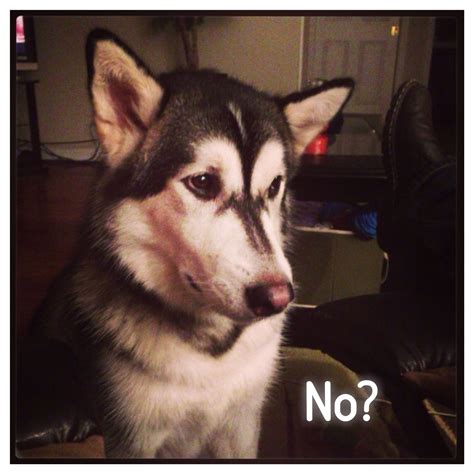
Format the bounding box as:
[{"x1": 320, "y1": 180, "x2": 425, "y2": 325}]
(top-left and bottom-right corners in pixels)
[{"x1": 245, "y1": 280, "x2": 294, "y2": 317}]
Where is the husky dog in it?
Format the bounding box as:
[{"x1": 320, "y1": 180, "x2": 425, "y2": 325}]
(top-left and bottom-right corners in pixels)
[{"x1": 34, "y1": 29, "x2": 353, "y2": 458}]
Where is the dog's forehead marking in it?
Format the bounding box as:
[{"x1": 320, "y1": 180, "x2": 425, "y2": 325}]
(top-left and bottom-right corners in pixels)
[
  {"x1": 191, "y1": 137, "x2": 243, "y2": 194},
  {"x1": 227, "y1": 102, "x2": 246, "y2": 141},
  {"x1": 250, "y1": 139, "x2": 285, "y2": 196}
]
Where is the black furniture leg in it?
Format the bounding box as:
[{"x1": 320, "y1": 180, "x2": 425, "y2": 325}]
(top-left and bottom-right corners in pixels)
[{"x1": 18, "y1": 80, "x2": 45, "y2": 173}]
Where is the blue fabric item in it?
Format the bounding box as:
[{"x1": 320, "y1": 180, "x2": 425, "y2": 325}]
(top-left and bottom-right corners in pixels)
[
  {"x1": 292, "y1": 201, "x2": 325, "y2": 227},
  {"x1": 292, "y1": 200, "x2": 378, "y2": 239},
  {"x1": 351, "y1": 210, "x2": 378, "y2": 239},
  {"x1": 319, "y1": 202, "x2": 352, "y2": 222}
]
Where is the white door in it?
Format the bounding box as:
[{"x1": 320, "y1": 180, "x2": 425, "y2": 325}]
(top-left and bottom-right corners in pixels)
[{"x1": 303, "y1": 16, "x2": 401, "y2": 115}]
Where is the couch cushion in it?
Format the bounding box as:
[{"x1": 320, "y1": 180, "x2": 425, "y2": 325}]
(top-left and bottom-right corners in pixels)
[
  {"x1": 260, "y1": 347, "x2": 410, "y2": 459},
  {"x1": 17, "y1": 347, "x2": 411, "y2": 459},
  {"x1": 16, "y1": 338, "x2": 98, "y2": 450},
  {"x1": 402, "y1": 367, "x2": 456, "y2": 409},
  {"x1": 284, "y1": 292, "x2": 455, "y2": 377},
  {"x1": 16, "y1": 435, "x2": 105, "y2": 459},
  {"x1": 422, "y1": 399, "x2": 456, "y2": 456}
]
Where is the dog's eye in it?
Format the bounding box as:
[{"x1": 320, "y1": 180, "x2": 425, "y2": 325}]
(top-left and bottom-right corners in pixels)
[
  {"x1": 268, "y1": 176, "x2": 283, "y2": 199},
  {"x1": 185, "y1": 173, "x2": 220, "y2": 199}
]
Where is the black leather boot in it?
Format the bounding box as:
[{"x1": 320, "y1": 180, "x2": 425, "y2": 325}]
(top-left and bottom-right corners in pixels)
[
  {"x1": 378, "y1": 80, "x2": 455, "y2": 255},
  {"x1": 382, "y1": 79, "x2": 453, "y2": 203}
]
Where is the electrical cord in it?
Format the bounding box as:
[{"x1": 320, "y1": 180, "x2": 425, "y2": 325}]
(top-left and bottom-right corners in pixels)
[
  {"x1": 41, "y1": 139, "x2": 98, "y2": 145},
  {"x1": 381, "y1": 252, "x2": 390, "y2": 284},
  {"x1": 16, "y1": 122, "x2": 102, "y2": 162},
  {"x1": 17, "y1": 138, "x2": 102, "y2": 162}
]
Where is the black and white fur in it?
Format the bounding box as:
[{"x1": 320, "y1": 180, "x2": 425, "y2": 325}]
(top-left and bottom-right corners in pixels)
[{"x1": 34, "y1": 29, "x2": 354, "y2": 458}]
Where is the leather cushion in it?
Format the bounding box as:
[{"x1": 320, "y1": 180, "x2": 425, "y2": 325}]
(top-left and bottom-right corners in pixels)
[
  {"x1": 18, "y1": 348, "x2": 409, "y2": 459},
  {"x1": 402, "y1": 367, "x2": 456, "y2": 409},
  {"x1": 285, "y1": 292, "x2": 455, "y2": 377},
  {"x1": 16, "y1": 338, "x2": 98, "y2": 450},
  {"x1": 16, "y1": 292, "x2": 455, "y2": 453}
]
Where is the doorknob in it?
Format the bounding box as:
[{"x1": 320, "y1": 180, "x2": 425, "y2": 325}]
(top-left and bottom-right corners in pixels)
[
  {"x1": 391, "y1": 25, "x2": 399, "y2": 36},
  {"x1": 305, "y1": 77, "x2": 326, "y2": 89}
]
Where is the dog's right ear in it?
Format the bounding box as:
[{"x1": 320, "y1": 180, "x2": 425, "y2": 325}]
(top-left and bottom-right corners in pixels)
[{"x1": 86, "y1": 29, "x2": 164, "y2": 168}]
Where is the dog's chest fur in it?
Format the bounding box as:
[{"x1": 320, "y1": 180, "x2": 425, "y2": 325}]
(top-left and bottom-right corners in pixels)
[
  {"x1": 101, "y1": 313, "x2": 283, "y2": 456},
  {"x1": 43, "y1": 261, "x2": 285, "y2": 457}
]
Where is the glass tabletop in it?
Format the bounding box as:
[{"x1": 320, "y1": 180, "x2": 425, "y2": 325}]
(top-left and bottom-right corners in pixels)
[
  {"x1": 325, "y1": 115, "x2": 382, "y2": 157},
  {"x1": 299, "y1": 114, "x2": 386, "y2": 178}
]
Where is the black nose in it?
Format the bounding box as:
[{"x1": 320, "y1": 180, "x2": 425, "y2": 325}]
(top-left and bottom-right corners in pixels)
[{"x1": 245, "y1": 281, "x2": 294, "y2": 317}]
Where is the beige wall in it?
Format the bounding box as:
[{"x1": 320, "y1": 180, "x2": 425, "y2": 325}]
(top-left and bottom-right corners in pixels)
[
  {"x1": 394, "y1": 17, "x2": 435, "y2": 90},
  {"x1": 25, "y1": 16, "x2": 181, "y2": 145},
  {"x1": 17, "y1": 15, "x2": 303, "y2": 153},
  {"x1": 199, "y1": 17, "x2": 302, "y2": 95}
]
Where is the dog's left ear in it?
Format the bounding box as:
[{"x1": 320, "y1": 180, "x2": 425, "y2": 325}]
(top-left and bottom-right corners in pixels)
[
  {"x1": 279, "y1": 78, "x2": 354, "y2": 157},
  {"x1": 86, "y1": 29, "x2": 164, "y2": 167}
]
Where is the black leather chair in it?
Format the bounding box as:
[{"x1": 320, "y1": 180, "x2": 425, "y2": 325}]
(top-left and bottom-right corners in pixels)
[
  {"x1": 16, "y1": 291, "x2": 455, "y2": 459},
  {"x1": 284, "y1": 292, "x2": 456, "y2": 458}
]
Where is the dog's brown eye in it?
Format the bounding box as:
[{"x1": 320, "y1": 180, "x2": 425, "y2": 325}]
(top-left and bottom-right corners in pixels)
[
  {"x1": 268, "y1": 176, "x2": 283, "y2": 199},
  {"x1": 185, "y1": 173, "x2": 220, "y2": 199}
]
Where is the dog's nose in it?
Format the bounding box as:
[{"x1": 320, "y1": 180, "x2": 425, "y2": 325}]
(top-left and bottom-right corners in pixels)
[{"x1": 245, "y1": 281, "x2": 294, "y2": 317}]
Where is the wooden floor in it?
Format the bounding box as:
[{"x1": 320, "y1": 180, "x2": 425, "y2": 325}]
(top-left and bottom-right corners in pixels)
[{"x1": 15, "y1": 162, "x2": 101, "y2": 339}]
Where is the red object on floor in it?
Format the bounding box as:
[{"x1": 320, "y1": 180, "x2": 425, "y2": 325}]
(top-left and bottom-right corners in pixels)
[{"x1": 305, "y1": 128, "x2": 329, "y2": 155}]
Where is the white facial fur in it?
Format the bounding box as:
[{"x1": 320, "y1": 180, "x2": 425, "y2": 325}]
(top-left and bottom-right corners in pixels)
[
  {"x1": 182, "y1": 138, "x2": 244, "y2": 196},
  {"x1": 227, "y1": 102, "x2": 246, "y2": 142},
  {"x1": 89, "y1": 40, "x2": 350, "y2": 319},
  {"x1": 250, "y1": 139, "x2": 286, "y2": 196},
  {"x1": 112, "y1": 136, "x2": 292, "y2": 321}
]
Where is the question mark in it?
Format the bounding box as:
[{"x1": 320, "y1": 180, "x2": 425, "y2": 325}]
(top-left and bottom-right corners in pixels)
[{"x1": 357, "y1": 380, "x2": 378, "y2": 421}]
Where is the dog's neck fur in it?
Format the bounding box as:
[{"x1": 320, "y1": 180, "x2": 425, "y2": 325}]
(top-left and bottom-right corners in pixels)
[{"x1": 73, "y1": 245, "x2": 247, "y2": 366}]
